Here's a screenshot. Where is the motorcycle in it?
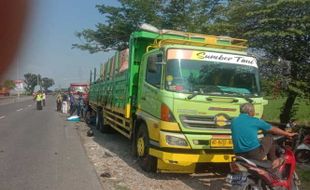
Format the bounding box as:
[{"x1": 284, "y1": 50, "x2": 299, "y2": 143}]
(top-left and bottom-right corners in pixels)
[
  {"x1": 295, "y1": 127, "x2": 310, "y2": 164},
  {"x1": 226, "y1": 136, "x2": 300, "y2": 190}
]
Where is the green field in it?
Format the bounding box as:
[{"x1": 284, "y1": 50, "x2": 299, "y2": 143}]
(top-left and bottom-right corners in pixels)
[{"x1": 263, "y1": 96, "x2": 310, "y2": 125}]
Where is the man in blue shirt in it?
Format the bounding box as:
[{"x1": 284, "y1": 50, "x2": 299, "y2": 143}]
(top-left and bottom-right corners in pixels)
[{"x1": 231, "y1": 103, "x2": 296, "y2": 168}]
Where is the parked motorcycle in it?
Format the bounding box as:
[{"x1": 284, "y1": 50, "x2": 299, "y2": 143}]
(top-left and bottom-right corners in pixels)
[
  {"x1": 295, "y1": 127, "x2": 310, "y2": 164},
  {"x1": 226, "y1": 136, "x2": 300, "y2": 190}
]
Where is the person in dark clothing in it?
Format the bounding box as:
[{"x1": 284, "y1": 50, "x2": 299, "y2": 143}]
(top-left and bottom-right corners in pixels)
[
  {"x1": 62, "y1": 93, "x2": 68, "y2": 101},
  {"x1": 69, "y1": 93, "x2": 76, "y2": 116},
  {"x1": 76, "y1": 92, "x2": 84, "y2": 117}
]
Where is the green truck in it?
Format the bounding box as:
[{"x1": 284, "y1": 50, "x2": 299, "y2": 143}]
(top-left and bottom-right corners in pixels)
[{"x1": 88, "y1": 24, "x2": 266, "y2": 173}]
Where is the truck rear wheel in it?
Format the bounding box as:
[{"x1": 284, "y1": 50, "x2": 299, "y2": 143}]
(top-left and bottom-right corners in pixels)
[
  {"x1": 95, "y1": 110, "x2": 111, "y2": 133},
  {"x1": 85, "y1": 109, "x2": 92, "y2": 125},
  {"x1": 95, "y1": 111, "x2": 102, "y2": 130},
  {"x1": 136, "y1": 123, "x2": 157, "y2": 172}
]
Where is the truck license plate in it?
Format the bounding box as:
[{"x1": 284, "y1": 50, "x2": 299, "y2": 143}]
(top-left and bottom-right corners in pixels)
[
  {"x1": 211, "y1": 139, "x2": 232, "y2": 148},
  {"x1": 226, "y1": 174, "x2": 247, "y2": 185}
]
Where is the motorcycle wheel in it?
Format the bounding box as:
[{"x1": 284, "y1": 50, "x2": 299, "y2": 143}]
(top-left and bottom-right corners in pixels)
[
  {"x1": 231, "y1": 178, "x2": 260, "y2": 190},
  {"x1": 295, "y1": 149, "x2": 310, "y2": 163}
]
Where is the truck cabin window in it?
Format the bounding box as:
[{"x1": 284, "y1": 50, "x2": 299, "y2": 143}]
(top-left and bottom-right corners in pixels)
[
  {"x1": 165, "y1": 59, "x2": 260, "y2": 97},
  {"x1": 146, "y1": 54, "x2": 162, "y2": 88}
]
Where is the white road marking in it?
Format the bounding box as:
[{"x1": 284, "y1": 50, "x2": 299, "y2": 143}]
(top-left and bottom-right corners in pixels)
[
  {"x1": 28, "y1": 105, "x2": 32, "y2": 107},
  {"x1": 0, "y1": 116, "x2": 5, "y2": 119},
  {"x1": 16, "y1": 108, "x2": 23, "y2": 112}
]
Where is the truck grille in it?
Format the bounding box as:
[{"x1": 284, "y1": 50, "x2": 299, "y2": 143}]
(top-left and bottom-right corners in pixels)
[{"x1": 180, "y1": 115, "x2": 232, "y2": 129}]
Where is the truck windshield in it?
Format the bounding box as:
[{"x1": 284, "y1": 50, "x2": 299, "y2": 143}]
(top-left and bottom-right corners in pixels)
[{"x1": 165, "y1": 59, "x2": 260, "y2": 97}]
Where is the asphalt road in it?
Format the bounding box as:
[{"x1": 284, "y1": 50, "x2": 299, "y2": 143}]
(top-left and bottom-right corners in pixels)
[{"x1": 0, "y1": 96, "x2": 103, "y2": 190}]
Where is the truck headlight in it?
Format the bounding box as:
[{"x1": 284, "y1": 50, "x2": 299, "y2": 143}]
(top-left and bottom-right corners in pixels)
[{"x1": 166, "y1": 135, "x2": 188, "y2": 146}]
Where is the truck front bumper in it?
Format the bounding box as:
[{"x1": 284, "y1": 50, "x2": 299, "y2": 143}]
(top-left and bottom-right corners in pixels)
[{"x1": 149, "y1": 148, "x2": 234, "y2": 173}]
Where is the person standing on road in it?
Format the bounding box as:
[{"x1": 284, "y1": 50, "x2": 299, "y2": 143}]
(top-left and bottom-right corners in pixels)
[
  {"x1": 76, "y1": 91, "x2": 84, "y2": 117},
  {"x1": 56, "y1": 93, "x2": 62, "y2": 112},
  {"x1": 34, "y1": 91, "x2": 43, "y2": 110},
  {"x1": 42, "y1": 92, "x2": 46, "y2": 106},
  {"x1": 62, "y1": 93, "x2": 68, "y2": 114},
  {"x1": 69, "y1": 93, "x2": 76, "y2": 116}
]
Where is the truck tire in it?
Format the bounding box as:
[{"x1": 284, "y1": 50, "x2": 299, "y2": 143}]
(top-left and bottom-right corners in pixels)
[
  {"x1": 136, "y1": 123, "x2": 157, "y2": 172},
  {"x1": 85, "y1": 110, "x2": 91, "y2": 125},
  {"x1": 95, "y1": 110, "x2": 111, "y2": 133},
  {"x1": 95, "y1": 111, "x2": 102, "y2": 130}
]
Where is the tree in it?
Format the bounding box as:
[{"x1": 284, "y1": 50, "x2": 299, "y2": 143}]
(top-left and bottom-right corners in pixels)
[
  {"x1": 206, "y1": 0, "x2": 310, "y2": 123},
  {"x1": 24, "y1": 73, "x2": 38, "y2": 95},
  {"x1": 3, "y1": 80, "x2": 15, "y2": 89},
  {"x1": 73, "y1": 0, "x2": 222, "y2": 52},
  {"x1": 41, "y1": 77, "x2": 55, "y2": 92},
  {"x1": 73, "y1": 0, "x2": 164, "y2": 52},
  {"x1": 74, "y1": 0, "x2": 310, "y2": 123},
  {"x1": 230, "y1": 0, "x2": 309, "y2": 123},
  {"x1": 161, "y1": 0, "x2": 220, "y2": 32}
]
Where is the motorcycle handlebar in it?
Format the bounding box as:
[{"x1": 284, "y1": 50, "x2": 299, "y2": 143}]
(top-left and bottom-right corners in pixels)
[
  {"x1": 273, "y1": 134, "x2": 299, "y2": 151},
  {"x1": 273, "y1": 135, "x2": 285, "y2": 141}
]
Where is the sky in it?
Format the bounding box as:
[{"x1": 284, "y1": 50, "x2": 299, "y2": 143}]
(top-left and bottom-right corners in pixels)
[{"x1": 5, "y1": 0, "x2": 120, "y2": 89}]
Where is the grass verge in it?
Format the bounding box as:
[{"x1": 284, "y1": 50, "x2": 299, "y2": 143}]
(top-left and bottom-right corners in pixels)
[{"x1": 263, "y1": 96, "x2": 310, "y2": 125}]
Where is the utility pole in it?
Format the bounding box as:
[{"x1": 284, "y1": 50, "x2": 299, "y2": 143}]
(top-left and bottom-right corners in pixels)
[
  {"x1": 90, "y1": 70, "x2": 92, "y2": 83},
  {"x1": 37, "y1": 75, "x2": 39, "y2": 91},
  {"x1": 37, "y1": 74, "x2": 42, "y2": 91},
  {"x1": 16, "y1": 55, "x2": 20, "y2": 101},
  {"x1": 94, "y1": 68, "x2": 96, "y2": 82}
]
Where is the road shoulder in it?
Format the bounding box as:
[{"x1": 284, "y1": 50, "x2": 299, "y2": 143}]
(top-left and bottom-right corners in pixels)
[{"x1": 76, "y1": 121, "x2": 228, "y2": 190}]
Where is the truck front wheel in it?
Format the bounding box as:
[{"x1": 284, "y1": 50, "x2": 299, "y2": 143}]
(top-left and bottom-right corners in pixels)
[{"x1": 136, "y1": 123, "x2": 157, "y2": 172}]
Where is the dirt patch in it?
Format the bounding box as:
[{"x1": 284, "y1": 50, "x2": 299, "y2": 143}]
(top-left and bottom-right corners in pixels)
[{"x1": 76, "y1": 122, "x2": 230, "y2": 190}]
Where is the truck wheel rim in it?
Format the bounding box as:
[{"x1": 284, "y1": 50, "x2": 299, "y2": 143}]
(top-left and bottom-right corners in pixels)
[{"x1": 137, "y1": 137, "x2": 145, "y2": 157}]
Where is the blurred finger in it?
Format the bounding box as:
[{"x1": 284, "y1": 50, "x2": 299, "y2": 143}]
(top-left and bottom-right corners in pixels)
[{"x1": 0, "y1": 0, "x2": 30, "y2": 78}]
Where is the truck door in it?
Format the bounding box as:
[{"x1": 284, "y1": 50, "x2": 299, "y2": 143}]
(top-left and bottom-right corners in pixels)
[{"x1": 139, "y1": 53, "x2": 163, "y2": 118}]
